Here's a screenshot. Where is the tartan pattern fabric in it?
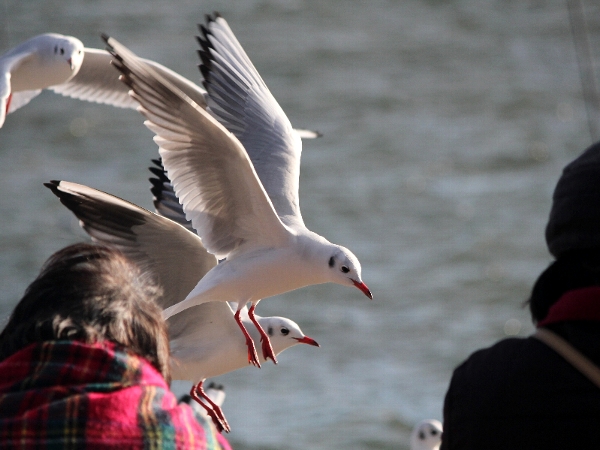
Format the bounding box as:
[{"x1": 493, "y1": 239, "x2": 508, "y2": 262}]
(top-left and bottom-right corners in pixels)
[{"x1": 0, "y1": 340, "x2": 220, "y2": 449}]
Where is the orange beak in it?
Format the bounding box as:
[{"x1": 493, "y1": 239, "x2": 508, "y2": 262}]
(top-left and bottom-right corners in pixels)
[
  {"x1": 294, "y1": 336, "x2": 320, "y2": 347},
  {"x1": 352, "y1": 279, "x2": 373, "y2": 299}
]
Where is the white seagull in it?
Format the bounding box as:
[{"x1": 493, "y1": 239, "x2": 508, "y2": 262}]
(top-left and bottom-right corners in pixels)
[
  {"x1": 102, "y1": 12, "x2": 372, "y2": 367},
  {"x1": 170, "y1": 301, "x2": 318, "y2": 432},
  {"x1": 0, "y1": 32, "x2": 206, "y2": 128},
  {"x1": 45, "y1": 179, "x2": 320, "y2": 433},
  {"x1": 410, "y1": 419, "x2": 443, "y2": 450}
]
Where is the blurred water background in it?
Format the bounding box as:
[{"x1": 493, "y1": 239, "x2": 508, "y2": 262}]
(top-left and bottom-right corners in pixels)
[{"x1": 1, "y1": 0, "x2": 600, "y2": 448}]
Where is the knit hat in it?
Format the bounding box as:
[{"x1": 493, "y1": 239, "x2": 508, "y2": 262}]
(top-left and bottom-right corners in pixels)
[{"x1": 546, "y1": 140, "x2": 600, "y2": 257}]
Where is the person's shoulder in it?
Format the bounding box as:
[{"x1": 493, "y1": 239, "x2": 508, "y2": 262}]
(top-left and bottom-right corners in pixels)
[
  {"x1": 467, "y1": 335, "x2": 539, "y2": 360},
  {"x1": 452, "y1": 336, "x2": 546, "y2": 379}
]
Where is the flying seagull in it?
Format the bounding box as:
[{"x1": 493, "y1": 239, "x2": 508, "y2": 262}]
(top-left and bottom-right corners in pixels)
[
  {"x1": 101, "y1": 13, "x2": 371, "y2": 367},
  {"x1": 0, "y1": 32, "x2": 206, "y2": 128}
]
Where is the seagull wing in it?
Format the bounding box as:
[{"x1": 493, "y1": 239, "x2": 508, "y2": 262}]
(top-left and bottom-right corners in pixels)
[
  {"x1": 7, "y1": 89, "x2": 42, "y2": 113},
  {"x1": 45, "y1": 180, "x2": 216, "y2": 309},
  {"x1": 104, "y1": 35, "x2": 288, "y2": 260},
  {"x1": 148, "y1": 158, "x2": 197, "y2": 234},
  {"x1": 198, "y1": 14, "x2": 305, "y2": 229},
  {"x1": 0, "y1": 52, "x2": 39, "y2": 126},
  {"x1": 49, "y1": 48, "x2": 208, "y2": 109}
]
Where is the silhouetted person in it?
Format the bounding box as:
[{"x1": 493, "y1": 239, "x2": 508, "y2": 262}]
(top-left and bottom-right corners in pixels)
[{"x1": 442, "y1": 141, "x2": 600, "y2": 449}]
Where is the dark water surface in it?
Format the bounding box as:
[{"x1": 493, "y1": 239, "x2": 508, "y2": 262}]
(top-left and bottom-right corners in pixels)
[{"x1": 1, "y1": 1, "x2": 599, "y2": 448}]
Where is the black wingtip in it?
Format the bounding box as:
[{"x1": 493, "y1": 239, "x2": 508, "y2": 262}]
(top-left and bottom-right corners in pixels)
[
  {"x1": 148, "y1": 158, "x2": 169, "y2": 201},
  {"x1": 44, "y1": 180, "x2": 60, "y2": 191},
  {"x1": 206, "y1": 11, "x2": 221, "y2": 24},
  {"x1": 100, "y1": 33, "x2": 110, "y2": 45}
]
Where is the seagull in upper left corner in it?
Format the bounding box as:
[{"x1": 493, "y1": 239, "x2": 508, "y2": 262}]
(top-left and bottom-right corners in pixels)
[{"x1": 0, "y1": 32, "x2": 210, "y2": 128}]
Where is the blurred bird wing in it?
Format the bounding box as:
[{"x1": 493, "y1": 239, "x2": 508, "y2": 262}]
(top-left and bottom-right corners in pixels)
[{"x1": 50, "y1": 48, "x2": 208, "y2": 109}]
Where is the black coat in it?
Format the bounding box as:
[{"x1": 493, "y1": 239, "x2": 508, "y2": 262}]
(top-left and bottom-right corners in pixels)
[{"x1": 441, "y1": 326, "x2": 600, "y2": 449}]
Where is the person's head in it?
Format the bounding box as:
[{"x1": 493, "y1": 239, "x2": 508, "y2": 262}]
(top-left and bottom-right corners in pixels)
[
  {"x1": 529, "y1": 141, "x2": 600, "y2": 323},
  {"x1": 0, "y1": 243, "x2": 170, "y2": 380}
]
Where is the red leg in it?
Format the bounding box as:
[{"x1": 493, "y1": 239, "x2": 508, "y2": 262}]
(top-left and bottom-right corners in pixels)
[
  {"x1": 5, "y1": 93, "x2": 13, "y2": 115},
  {"x1": 190, "y1": 381, "x2": 231, "y2": 433},
  {"x1": 248, "y1": 304, "x2": 277, "y2": 364},
  {"x1": 234, "y1": 308, "x2": 261, "y2": 368}
]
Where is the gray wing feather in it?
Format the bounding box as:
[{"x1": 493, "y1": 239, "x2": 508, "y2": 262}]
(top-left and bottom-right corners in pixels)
[
  {"x1": 149, "y1": 158, "x2": 197, "y2": 233},
  {"x1": 198, "y1": 15, "x2": 305, "y2": 228},
  {"x1": 45, "y1": 180, "x2": 216, "y2": 309},
  {"x1": 104, "y1": 34, "x2": 288, "y2": 259}
]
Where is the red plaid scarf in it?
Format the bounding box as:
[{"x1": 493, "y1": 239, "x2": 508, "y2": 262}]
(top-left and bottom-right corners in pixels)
[{"x1": 0, "y1": 340, "x2": 224, "y2": 449}]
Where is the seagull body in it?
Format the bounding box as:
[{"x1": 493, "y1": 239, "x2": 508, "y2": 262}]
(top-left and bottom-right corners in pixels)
[
  {"x1": 0, "y1": 32, "x2": 207, "y2": 127},
  {"x1": 103, "y1": 13, "x2": 371, "y2": 366},
  {"x1": 169, "y1": 299, "x2": 318, "y2": 433},
  {"x1": 45, "y1": 179, "x2": 319, "y2": 432},
  {"x1": 181, "y1": 230, "x2": 337, "y2": 308},
  {"x1": 169, "y1": 302, "x2": 318, "y2": 383}
]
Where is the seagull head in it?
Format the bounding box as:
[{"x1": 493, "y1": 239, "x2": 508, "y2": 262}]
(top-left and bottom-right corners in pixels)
[
  {"x1": 262, "y1": 317, "x2": 320, "y2": 355},
  {"x1": 41, "y1": 34, "x2": 84, "y2": 75},
  {"x1": 410, "y1": 419, "x2": 443, "y2": 450},
  {"x1": 327, "y1": 246, "x2": 372, "y2": 299}
]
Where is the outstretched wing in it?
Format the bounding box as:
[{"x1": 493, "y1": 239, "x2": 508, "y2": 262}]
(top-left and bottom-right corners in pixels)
[
  {"x1": 198, "y1": 13, "x2": 305, "y2": 229},
  {"x1": 45, "y1": 180, "x2": 216, "y2": 309},
  {"x1": 104, "y1": 34, "x2": 288, "y2": 260}
]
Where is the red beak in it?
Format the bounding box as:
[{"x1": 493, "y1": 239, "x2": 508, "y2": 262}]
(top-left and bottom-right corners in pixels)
[
  {"x1": 294, "y1": 336, "x2": 320, "y2": 347},
  {"x1": 352, "y1": 279, "x2": 373, "y2": 299},
  {"x1": 68, "y1": 58, "x2": 74, "y2": 70}
]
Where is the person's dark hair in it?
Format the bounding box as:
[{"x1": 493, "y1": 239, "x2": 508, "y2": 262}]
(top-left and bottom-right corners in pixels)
[
  {"x1": 0, "y1": 243, "x2": 170, "y2": 381},
  {"x1": 528, "y1": 250, "x2": 600, "y2": 323}
]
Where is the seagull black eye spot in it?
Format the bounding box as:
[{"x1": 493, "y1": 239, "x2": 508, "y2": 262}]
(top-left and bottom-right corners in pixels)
[
  {"x1": 431, "y1": 429, "x2": 438, "y2": 436},
  {"x1": 54, "y1": 45, "x2": 58, "y2": 54},
  {"x1": 60, "y1": 48, "x2": 64, "y2": 55},
  {"x1": 328, "y1": 256, "x2": 334, "y2": 268},
  {"x1": 419, "y1": 431, "x2": 426, "y2": 440},
  {"x1": 341, "y1": 265, "x2": 349, "y2": 273},
  {"x1": 281, "y1": 327, "x2": 289, "y2": 336},
  {"x1": 267, "y1": 326, "x2": 273, "y2": 336}
]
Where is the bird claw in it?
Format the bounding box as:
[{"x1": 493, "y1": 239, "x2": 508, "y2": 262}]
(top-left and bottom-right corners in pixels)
[
  {"x1": 260, "y1": 335, "x2": 278, "y2": 364},
  {"x1": 248, "y1": 303, "x2": 277, "y2": 364},
  {"x1": 235, "y1": 308, "x2": 261, "y2": 368},
  {"x1": 190, "y1": 383, "x2": 231, "y2": 433},
  {"x1": 246, "y1": 339, "x2": 261, "y2": 368}
]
